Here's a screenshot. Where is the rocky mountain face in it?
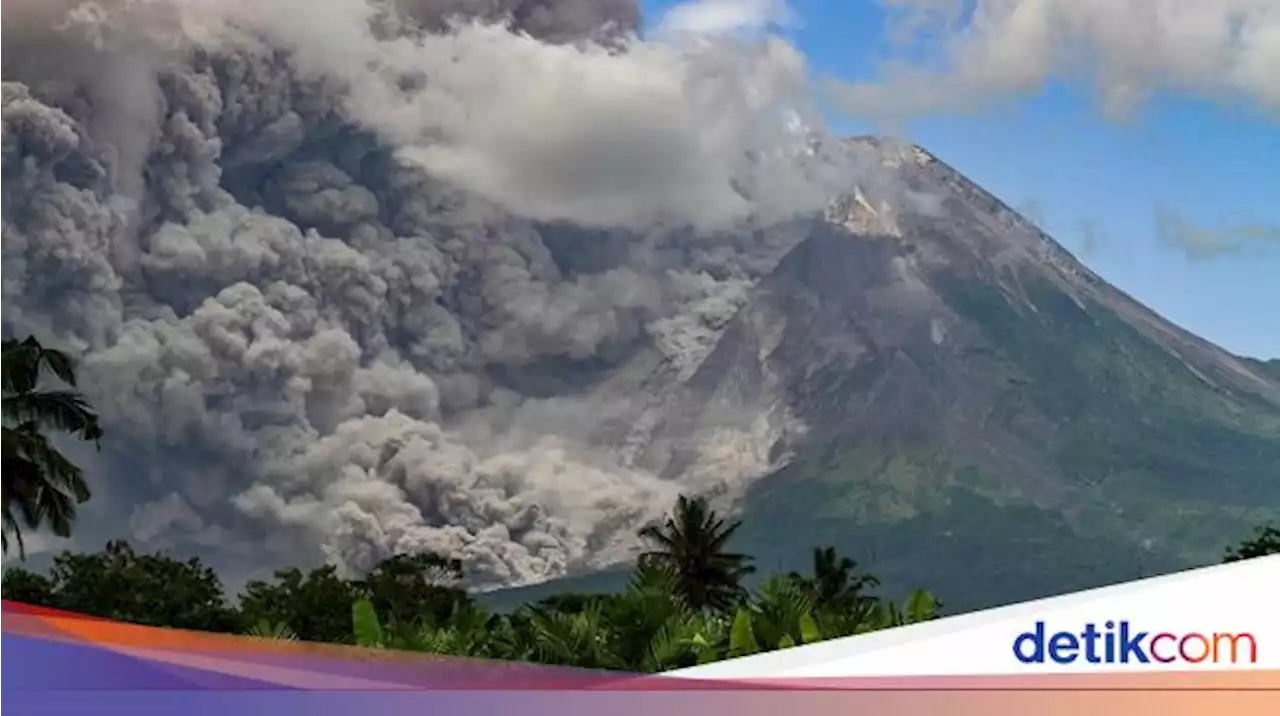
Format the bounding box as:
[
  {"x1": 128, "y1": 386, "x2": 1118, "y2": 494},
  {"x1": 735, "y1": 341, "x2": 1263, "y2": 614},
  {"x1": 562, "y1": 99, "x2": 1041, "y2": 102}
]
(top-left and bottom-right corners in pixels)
[
  {"x1": 489, "y1": 138, "x2": 1280, "y2": 612},
  {"x1": 727, "y1": 141, "x2": 1280, "y2": 610}
]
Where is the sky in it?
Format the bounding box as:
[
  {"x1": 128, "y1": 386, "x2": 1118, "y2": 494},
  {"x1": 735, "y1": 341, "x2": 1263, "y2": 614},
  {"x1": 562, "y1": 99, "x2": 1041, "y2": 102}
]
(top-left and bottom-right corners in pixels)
[{"x1": 644, "y1": 0, "x2": 1280, "y2": 359}]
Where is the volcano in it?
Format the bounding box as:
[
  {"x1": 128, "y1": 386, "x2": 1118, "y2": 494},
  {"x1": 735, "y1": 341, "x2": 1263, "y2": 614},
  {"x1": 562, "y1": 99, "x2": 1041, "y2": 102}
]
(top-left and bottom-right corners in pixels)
[
  {"x1": 3, "y1": 2, "x2": 1275, "y2": 609},
  {"x1": 488, "y1": 137, "x2": 1280, "y2": 612}
]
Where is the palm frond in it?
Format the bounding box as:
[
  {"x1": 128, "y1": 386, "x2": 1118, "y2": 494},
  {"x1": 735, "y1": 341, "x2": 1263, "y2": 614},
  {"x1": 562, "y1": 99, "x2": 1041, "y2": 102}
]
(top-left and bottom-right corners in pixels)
[
  {"x1": 2, "y1": 336, "x2": 80, "y2": 394},
  {"x1": 1, "y1": 507, "x2": 26, "y2": 559},
  {"x1": 3, "y1": 391, "x2": 103, "y2": 442},
  {"x1": 2, "y1": 338, "x2": 42, "y2": 395},
  {"x1": 247, "y1": 619, "x2": 299, "y2": 641},
  {"x1": 5, "y1": 425, "x2": 91, "y2": 502}
]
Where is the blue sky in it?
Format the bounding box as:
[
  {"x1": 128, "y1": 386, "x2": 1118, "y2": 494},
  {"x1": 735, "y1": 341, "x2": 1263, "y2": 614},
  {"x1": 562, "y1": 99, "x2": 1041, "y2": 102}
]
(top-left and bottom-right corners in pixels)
[{"x1": 643, "y1": 0, "x2": 1279, "y2": 359}]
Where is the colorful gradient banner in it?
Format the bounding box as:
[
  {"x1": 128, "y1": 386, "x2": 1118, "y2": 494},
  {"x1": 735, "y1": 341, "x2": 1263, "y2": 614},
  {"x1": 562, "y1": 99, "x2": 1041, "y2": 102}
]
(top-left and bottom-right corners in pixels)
[{"x1": 4, "y1": 600, "x2": 1278, "y2": 716}]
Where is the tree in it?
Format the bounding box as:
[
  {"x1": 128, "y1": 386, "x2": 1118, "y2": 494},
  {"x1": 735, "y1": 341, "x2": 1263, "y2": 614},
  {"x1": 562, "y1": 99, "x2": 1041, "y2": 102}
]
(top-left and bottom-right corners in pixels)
[
  {"x1": 4, "y1": 539, "x2": 945, "y2": 672},
  {"x1": 735, "y1": 574, "x2": 821, "y2": 654},
  {"x1": 359, "y1": 553, "x2": 471, "y2": 629},
  {"x1": 2, "y1": 336, "x2": 103, "y2": 558},
  {"x1": 598, "y1": 564, "x2": 697, "y2": 671},
  {"x1": 0, "y1": 567, "x2": 57, "y2": 605},
  {"x1": 7, "y1": 540, "x2": 240, "y2": 632},
  {"x1": 239, "y1": 565, "x2": 360, "y2": 644},
  {"x1": 788, "y1": 546, "x2": 880, "y2": 612},
  {"x1": 1223, "y1": 524, "x2": 1280, "y2": 563},
  {"x1": 522, "y1": 601, "x2": 625, "y2": 669},
  {"x1": 350, "y1": 597, "x2": 512, "y2": 660},
  {"x1": 637, "y1": 495, "x2": 755, "y2": 613}
]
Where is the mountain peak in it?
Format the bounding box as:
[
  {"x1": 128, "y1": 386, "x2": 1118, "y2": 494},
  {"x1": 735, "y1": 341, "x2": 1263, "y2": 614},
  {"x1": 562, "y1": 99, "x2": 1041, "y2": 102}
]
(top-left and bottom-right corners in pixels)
[
  {"x1": 621, "y1": 141, "x2": 1280, "y2": 609},
  {"x1": 844, "y1": 134, "x2": 938, "y2": 166}
]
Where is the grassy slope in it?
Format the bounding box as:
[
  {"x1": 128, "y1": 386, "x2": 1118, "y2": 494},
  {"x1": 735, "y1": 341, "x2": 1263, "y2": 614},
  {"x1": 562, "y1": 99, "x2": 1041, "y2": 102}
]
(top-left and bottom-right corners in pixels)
[
  {"x1": 482, "y1": 276, "x2": 1278, "y2": 615},
  {"x1": 734, "y1": 276, "x2": 1279, "y2": 612},
  {"x1": 941, "y1": 277, "x2": 1280, "y2": 513}
]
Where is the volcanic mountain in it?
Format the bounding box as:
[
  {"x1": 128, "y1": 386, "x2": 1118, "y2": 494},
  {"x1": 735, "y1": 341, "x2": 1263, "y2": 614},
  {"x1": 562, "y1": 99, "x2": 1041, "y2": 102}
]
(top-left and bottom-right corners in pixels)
[
  {"x1": 488, "y1": 137, "x2": 1280, "y2": 612},
  {"x1": 3, "y1": 1, "x2": 1275, "y2": 610}
]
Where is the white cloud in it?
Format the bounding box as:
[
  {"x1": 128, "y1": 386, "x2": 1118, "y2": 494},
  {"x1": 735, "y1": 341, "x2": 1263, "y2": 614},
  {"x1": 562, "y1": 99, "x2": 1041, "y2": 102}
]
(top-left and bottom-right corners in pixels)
[
  {"x1": 654, "y1": 0, "x2": 795, "y2": 39},
  {"x1": 831, "y1": 0, "x2": 1280, "y2": 120}
]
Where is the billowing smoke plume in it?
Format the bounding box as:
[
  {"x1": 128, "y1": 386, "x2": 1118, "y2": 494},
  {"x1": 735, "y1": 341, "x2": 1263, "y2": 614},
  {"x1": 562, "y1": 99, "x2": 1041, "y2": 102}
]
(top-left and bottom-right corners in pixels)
[{"x1": 2, "y1": 0, "x2": 885, "y2": 587}]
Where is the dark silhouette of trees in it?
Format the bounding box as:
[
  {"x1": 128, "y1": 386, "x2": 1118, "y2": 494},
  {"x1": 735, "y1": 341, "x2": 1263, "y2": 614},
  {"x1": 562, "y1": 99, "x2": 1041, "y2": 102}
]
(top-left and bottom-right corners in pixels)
[
  {"x1": 359, "y1": 552, "x2": 470, "y2": 629},
  {"x1": 1, "y1": 540, "x2": 239, "y2": 632},
  {"x1": 2, "y1": 336, "x2": 103, "y2": 558},
  {"x1": 0, "y1": 567, "x2": 56, "y2": 605},
  {"x1": 239, "y1": 565, "x2": 361, "y2": 644},
  {"x1": 5, "y1": 499, "x2": 1266, "y2": 673},
  {"x1": 637, "y1": 495, "x2": 755, "y2": 612},
  {"x1": 1223, "y1": 524, "x2": 1280, "y2": 563},
  {"x1": 788, "y1": 546, "x2": 879, "y2": 612}
]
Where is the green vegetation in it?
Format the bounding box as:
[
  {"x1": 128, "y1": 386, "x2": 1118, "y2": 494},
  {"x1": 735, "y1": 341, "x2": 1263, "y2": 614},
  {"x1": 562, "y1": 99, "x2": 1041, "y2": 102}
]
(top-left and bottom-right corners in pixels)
[
  {"x1": 637, "y1": 494, "x2": 756, "y2": 612},
  {"x1": 730, "y1": 482, "x2": 1189, "y2": 613},
  {"x1": 940, "y1": 277, "x2": 1280, "y2": 504},
  {"x1": 4, "y1": 496, "x2": 943, "y2": 671},
  {"x1": 4, "y1": 494, "x2": 1274, "y2": 672}
]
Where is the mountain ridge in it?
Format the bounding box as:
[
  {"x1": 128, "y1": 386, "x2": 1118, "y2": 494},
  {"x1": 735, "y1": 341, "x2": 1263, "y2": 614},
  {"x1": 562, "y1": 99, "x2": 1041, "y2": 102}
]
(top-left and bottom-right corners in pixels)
[{"x1": 480, "y1": 136, "x2": 1280, "y2": 612}]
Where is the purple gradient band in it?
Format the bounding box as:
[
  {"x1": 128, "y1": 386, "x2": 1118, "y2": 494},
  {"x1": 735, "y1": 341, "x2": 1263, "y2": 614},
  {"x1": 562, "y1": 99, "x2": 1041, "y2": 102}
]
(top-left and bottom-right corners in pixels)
[{"x1": 4, "y1": 601, "x2": 1277, "y2": 715}]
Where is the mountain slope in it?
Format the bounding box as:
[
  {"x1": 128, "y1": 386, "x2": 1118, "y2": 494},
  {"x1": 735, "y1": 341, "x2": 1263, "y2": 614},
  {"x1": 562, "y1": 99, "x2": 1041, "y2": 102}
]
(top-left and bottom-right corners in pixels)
[
  {"x1": 707, "y1": 140, "x2": 1279, "y2": 610},
  {"x1": 490, "y1": 138, "x2": 1280, "y2": 612}
]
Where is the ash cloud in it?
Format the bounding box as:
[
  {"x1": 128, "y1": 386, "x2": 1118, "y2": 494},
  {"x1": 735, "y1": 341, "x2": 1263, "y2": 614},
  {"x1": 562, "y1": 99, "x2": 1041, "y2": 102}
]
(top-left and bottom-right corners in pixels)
[
  {"x1": 2, "y1": 0, "x2": 885, "y2": 587},
  {"x1": 178, "y1": 0, "x2": 853, "y2": 231}
]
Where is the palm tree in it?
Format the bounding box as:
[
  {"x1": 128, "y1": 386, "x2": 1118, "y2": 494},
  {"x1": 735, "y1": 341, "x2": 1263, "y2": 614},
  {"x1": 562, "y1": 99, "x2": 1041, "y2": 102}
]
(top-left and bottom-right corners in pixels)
[
  {"x1": 637, "y1": 495, "x2": 755, "y2": 613},
  {"x1": 2, "y1": 336, "x2": 103, "y2": 558},
  {"x1": 246, "y1": 619, "x2": 299, "y2": 641},
  {"x1": 788, "y1": 546, "x2": 879, "y2": 612}
]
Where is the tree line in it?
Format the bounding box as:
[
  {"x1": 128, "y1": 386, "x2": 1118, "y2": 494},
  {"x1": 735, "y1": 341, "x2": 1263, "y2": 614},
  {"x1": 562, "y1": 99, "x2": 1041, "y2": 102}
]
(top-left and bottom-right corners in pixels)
[
  {"x1": 2, "y1": 335, "x2": 1277, "y2": 673},
  {"x1": 2, "y1": 497, "x2": 944, "y2": 671}
]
